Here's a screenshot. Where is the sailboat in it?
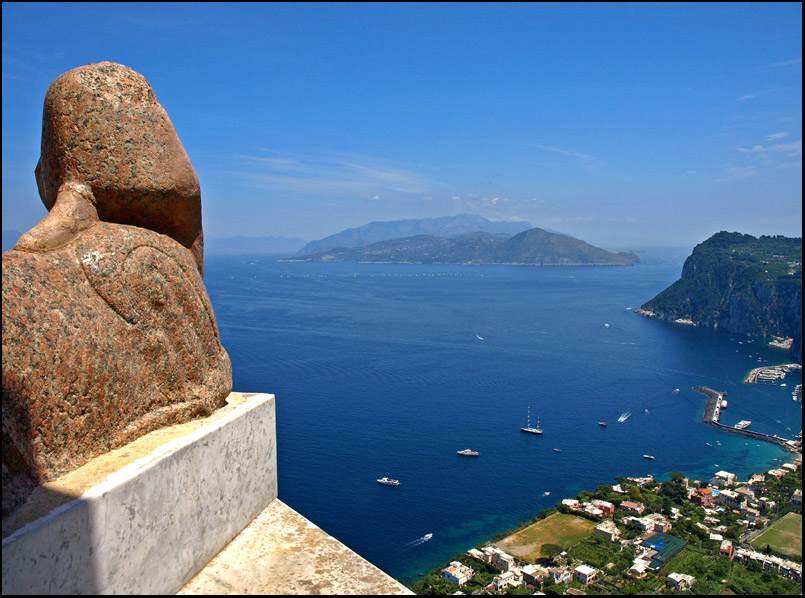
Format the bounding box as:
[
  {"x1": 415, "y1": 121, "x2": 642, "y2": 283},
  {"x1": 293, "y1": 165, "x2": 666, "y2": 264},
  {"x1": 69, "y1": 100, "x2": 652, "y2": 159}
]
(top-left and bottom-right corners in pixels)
[{"x1": 521, "y1": 407, "x2": 543, "y2": 435}]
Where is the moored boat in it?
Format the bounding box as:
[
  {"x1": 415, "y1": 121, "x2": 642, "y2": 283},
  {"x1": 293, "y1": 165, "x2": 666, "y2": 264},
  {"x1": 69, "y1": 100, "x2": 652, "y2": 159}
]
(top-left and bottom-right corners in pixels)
[{"x1": 521, "y1": 406, "x2": 543, "y2": 434}]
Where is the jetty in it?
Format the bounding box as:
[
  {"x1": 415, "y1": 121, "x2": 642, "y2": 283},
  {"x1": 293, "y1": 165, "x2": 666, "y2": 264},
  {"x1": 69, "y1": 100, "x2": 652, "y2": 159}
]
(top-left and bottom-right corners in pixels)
[{"x1": 693, "y1": 386, "x2": 799, "y2": 453}]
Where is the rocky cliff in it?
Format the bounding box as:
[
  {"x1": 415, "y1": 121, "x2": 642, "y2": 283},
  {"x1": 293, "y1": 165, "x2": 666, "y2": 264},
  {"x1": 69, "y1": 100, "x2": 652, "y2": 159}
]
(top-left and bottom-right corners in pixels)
[{"x1": 638, "y1": 232, "x2": 802, "y2": 362}]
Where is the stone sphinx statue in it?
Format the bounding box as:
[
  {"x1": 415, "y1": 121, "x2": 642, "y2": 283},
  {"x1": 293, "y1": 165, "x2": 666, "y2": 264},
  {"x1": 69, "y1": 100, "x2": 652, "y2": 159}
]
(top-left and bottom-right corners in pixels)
[{"x1": 2, "y1": 62, "x2": 232, "y2": 517}]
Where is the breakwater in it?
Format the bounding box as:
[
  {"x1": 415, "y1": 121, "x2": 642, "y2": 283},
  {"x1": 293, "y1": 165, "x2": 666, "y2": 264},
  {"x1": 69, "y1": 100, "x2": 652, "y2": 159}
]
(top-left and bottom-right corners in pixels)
[{"x1": 694, "y1": 386, "x2": 799, "y2": 453}]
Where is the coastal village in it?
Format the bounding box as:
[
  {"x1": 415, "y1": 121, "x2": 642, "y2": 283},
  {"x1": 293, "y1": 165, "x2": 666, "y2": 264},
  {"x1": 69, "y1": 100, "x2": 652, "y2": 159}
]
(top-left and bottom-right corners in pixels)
[
  {"x1": 412, "y1": 359, "x2": 802, "y2": 595},
  {"x1": 413, "y1": 454, "x2": 802, "y2": 595}
]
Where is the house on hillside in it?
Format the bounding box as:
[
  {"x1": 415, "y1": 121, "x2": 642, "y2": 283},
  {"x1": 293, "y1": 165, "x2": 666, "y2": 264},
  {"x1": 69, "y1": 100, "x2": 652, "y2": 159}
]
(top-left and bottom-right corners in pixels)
[
  {"x1": 574, "y1": 564, "x2": 599, "y2": 585},
  {"x1": 441, "y1": 561, "x2": 475, "y2": 587},
  {"x1": 667, "y1": 572, "x2": 696, "y2": 591}
]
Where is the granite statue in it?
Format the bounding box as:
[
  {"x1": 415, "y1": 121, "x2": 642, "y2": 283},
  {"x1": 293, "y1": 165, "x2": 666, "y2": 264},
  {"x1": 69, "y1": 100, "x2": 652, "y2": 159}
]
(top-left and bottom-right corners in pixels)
[{"x1": 2, "y1": 62, "x2": 232, "y2": 517}]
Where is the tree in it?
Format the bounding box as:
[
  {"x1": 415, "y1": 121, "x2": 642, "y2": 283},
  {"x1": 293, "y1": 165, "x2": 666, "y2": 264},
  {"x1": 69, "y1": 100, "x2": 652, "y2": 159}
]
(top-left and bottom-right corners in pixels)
[{"x1": 541, "y1": 544, "x2": 563, "y2": 560}]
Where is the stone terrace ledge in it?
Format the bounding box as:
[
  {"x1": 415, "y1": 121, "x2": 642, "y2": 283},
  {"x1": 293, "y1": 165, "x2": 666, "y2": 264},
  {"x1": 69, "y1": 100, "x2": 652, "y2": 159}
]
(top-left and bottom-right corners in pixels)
[{"x1": 2, "y1": 392, "x2": 412, "y2": 595}]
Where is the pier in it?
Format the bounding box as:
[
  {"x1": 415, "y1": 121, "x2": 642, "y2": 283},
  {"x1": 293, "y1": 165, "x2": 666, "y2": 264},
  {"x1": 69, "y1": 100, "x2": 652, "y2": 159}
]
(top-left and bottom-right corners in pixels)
[{"x1": 693, "y1": 386, "x2": 799, "y2": 453}]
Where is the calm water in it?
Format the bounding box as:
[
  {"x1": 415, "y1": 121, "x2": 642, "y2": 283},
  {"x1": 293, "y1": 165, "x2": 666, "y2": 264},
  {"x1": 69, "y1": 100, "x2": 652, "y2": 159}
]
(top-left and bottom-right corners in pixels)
[{"x1": 204, "y1": 248, "x2": 801, "y2": 586}]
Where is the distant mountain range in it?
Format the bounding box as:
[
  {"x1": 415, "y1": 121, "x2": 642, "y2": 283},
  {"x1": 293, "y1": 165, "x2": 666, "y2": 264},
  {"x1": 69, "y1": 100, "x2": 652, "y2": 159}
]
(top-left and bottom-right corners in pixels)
[
  {"x1": 637, "y1": 231, "x2": 802, "y2": 362},
  {"x1": 204, "y1": 234, "x2": 308, "y2": 255},
  {"x1": 288, "y1": 227, "x2": 640, "y2": 266},
  {"x1": 298, "y1": 214, "x2": 534, "y2": 255}
]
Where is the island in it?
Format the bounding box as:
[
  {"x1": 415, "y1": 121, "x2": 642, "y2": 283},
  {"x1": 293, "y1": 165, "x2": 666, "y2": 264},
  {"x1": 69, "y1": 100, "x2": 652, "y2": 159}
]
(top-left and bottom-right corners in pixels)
[
  {"x1": 636, "y1": 232, "x2": 802, "y2": 363},
  {"x1": 285, "y1": 228, "x2": 640, "y2": 267}
]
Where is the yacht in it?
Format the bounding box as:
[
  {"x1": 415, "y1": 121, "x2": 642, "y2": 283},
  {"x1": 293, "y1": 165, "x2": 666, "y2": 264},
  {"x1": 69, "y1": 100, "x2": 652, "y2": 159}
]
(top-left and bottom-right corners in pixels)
[
  {"x1": 377, "y1": 477, "x2": 400, "y2": 486},
  {"x1": 554, "y1": 448, "x2": 562, "y2": 452},
  {"x1": 521, "y1": 407, "x2": 543, "y2": 435},
  {"x1": 423, "y1": 533, "x2": 433, "y2": 541},
  {"x1": 643, "y1": 454, "x2": 655, "y2": 460},
  {"x1": 457, "y1": 448, "x2": 479, "y2": 456},
  {"x1": 735, "y1": 420, "x2": 752, "y2": 430}
]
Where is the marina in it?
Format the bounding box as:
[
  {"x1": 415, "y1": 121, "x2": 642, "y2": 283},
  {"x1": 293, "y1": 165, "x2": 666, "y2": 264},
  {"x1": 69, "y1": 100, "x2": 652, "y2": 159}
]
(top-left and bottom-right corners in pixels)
[
  {"x1": 695, "y1": 386, "x2": 799, "y2": 452},
  {"x1": 744, "y1": 363, "x2": 801, "y2": 385}
]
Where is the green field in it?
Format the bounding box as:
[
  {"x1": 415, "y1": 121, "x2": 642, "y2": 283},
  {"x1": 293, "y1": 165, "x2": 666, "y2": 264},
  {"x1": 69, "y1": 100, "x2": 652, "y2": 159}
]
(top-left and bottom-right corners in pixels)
[
  {"x1": 495, "y1": 512, "x2": 595, "y2": 563},
  {"x1": 750, "y1": 512, "x2": 802, "y2": 558}
]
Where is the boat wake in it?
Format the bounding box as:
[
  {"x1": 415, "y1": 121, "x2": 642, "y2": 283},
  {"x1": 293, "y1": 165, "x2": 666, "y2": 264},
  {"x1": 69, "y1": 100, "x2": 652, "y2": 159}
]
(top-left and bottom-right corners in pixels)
[
  {"x1": 618, "y1": 411, "x2": 632, "y2": 423},
  {"x1": 404, "y1": 533, "x2": 433, "y2": 549}
]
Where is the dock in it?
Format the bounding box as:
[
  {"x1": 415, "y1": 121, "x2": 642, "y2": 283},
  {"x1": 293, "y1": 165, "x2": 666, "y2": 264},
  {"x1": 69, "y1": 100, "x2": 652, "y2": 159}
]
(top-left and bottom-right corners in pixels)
[
  {"x1": 693, "y1": 386, "x2": 799, "y2": 453},
  {"x1": 744, "y1": 363, "x2": 801, "y2": 385}
]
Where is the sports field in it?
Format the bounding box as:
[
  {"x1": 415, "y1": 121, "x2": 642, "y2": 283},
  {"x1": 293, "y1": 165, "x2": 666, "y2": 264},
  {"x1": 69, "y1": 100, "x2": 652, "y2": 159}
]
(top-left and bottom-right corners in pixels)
[
  {"x1": 495, "y1": 512, "x2": 595, "y2": 563},
  {"x1": 750, "y1": 512, "x2": 802, "y2": 558}
]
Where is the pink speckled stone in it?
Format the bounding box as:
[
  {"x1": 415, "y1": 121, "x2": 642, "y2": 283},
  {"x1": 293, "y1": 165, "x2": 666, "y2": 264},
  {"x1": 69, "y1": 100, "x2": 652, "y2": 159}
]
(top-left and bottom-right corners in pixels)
[
  {"x1": 34, "y1": 62, "x2": 204, "y2": 274},
  {"x1": 2, "y1": 64, "x2": 231, "y2": 517}
]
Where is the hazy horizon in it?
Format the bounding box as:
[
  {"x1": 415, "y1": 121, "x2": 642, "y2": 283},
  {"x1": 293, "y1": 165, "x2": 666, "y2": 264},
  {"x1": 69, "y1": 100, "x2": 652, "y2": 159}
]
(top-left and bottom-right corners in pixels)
[{"x1": 2, "y1": 3, "x2": 801, "y2": 250}]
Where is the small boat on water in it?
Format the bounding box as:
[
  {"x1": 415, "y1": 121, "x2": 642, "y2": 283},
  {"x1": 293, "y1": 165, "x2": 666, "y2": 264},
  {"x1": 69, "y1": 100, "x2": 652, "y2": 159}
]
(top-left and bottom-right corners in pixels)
[
  {"x1": 643, "y1": 454, "x2": 655, "y2": 460},
  {"x1": 735, "y1": 420, "x2": 752, "y2": 430},
  {"x1": 377, "y1": 477, "x2": 400, "y2": 486},
  {"x1": 521, "y1": 406, "x2": 543, "y2": 435},
  {"x1": 423, "y1": 533, "x2": 433, "y2": 541},
  {"x1": 618, "y1": 411, "x2": 631, "y2": 423},
  {"x1": 457, "y1": 448, "x2": 479, "y2": 456},
  {"x1": 544, "y1": 491, "x2": 551, "y2": 496},
  {"x1": 706, "y1": 442, "x2": 712, "y2": 446},
  {"x1": 554, "y1": 448, "x2": 562, "y2": 452},
  {"x1": 598, "y1": 421, "x2": 607, "y2": 427}
]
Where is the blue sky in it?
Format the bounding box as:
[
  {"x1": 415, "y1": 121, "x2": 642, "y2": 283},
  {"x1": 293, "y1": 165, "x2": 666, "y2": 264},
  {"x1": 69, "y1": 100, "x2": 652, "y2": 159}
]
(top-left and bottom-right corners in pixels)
[{"x1": 2, "y1": 2, "x2": 801, "y2": 249}]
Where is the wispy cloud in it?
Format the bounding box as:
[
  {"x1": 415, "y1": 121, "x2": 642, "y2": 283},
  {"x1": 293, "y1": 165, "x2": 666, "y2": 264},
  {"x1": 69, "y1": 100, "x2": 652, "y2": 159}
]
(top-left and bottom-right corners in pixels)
[
  {"x1": 534, "y1": 144, "x2": 600, "y2": 164},
  {"x1": 737, "y1": 139, "x2": 802, "y2": 157},
  {"x1": 767, "y1": 132, "x2": 789, "y2": 141},
  {"x1": 228, "y1": 150, "x2": 438, "y2": 198},
  {"x1": 713, "y1": 166, "x2": 758, "y2": 183},
  {"x1": 736, "y1": 89, "x2": 780, "y2": 102},
  {"x1": 756, "y1": 57, "x2": 802, "y2": 72},
  {"x1": 531, "y1": 144, "x2": 616, "y2": 177}
]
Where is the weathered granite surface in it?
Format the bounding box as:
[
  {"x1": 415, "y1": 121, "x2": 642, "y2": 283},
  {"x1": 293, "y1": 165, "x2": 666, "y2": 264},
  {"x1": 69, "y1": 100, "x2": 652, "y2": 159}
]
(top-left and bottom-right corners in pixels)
[
  {"x1": 31, "y1": 61, "x2": 204, "y2": 273},
  {"x1": 2, "y1": 62, "x2": 231, "y2": 517}
]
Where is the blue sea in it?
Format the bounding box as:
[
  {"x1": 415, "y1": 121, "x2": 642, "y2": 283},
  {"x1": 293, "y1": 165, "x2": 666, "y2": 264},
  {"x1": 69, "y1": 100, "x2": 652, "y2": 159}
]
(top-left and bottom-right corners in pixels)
[{"x1": 204, "y1": 248, "x2": 801, "y2": 586}]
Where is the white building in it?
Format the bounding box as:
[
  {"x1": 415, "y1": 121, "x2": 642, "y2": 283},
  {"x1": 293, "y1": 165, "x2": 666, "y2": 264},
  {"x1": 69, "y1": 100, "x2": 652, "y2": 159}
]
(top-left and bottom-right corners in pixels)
[
  {"x1": 574, "y1": 564, "x2": 599, "y2": 585},
  {"x1": 594, "y1": 519, "x2": 622, "y2": 542},
  {"x1": 481, "y1": 546, "x2": 515, "y2": 571},
  {"x1": 491, "y1": 569, "x2": 522, "y2": 591},
  {"x1": 668, "y1": 572, "x2": 696, "y2": 590},
  {"x1": 441, "y1": 561, "x2": 475, "y2": 587},
  {"x1": 711, "y1": 471, "x2": 737, "y2": 487},
  {"x1": 717, "y1": 488, "x2": 745, "y2": 509}
]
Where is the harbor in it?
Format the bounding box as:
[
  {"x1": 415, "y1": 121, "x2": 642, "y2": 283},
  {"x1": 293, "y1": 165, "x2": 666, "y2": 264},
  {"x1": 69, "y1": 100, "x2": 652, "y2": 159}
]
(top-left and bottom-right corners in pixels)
[
  {"x1": 744, "y1": 363, "x2": 802, "y2": 385},
  {"x1": 694, "y1": 386, "x2": 800, "y2": 453}
]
